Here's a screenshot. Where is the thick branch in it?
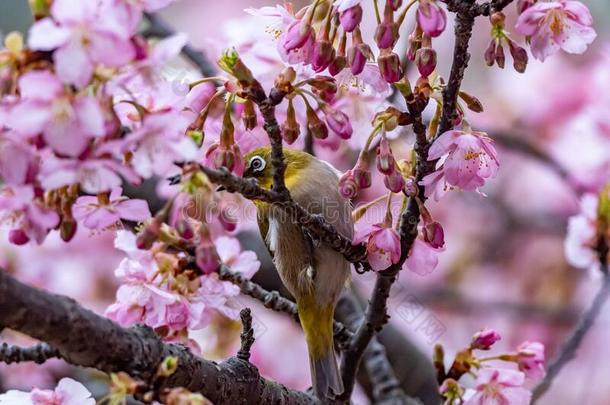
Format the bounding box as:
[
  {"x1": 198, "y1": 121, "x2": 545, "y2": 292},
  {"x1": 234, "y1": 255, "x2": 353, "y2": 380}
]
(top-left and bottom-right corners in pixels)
[
  {"x1": 0, "y1": 270, "x2": 318, "y2": 405},
  {"x1": 0, "y1": 342, "x2": 60, "y2": 365}
]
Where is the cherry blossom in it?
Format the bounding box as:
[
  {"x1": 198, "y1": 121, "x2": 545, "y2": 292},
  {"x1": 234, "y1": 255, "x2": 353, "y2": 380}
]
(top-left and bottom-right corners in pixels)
[
  {"x1": 422, "y1": 130, "x2": 499, "y2": 200},
  {"x1": 464, "y1": 368, "x2": 531, "y2": 405},
  {"x1": 471, "y1": 328, "x2": 502, "y2": 350},
  {"x1": 28, "y1": 0, "x2": 135, "y2": 87},
  {"x1": 565, "y1": 193, "x2": 600, "y2": 272},
  {"x1": 516, "y1": 0, "x2": 596, "y2": 61},
  {"x1": 353, "y1": 222, "x2": 401, "y2": 271},
  {"x1": 7, "y1": 70, "x2": 106, "y2": 157},
  {"x1": 516, "y1": 341, "x2": 546, "y2": 379},
  {"x1": 404, "y1": 238, "x2": 441, "y2": 276},
  {"x1": 0, "y1": 377, "x2": 94, "y2": 405},
  {"x1": 72, "y1": 187, "x2": 151, "y2": 230}
]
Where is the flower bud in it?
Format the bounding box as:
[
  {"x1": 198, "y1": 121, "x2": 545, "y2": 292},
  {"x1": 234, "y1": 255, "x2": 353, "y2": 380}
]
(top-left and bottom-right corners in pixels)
[
  {"x1": 282, "y1": 20, "x2": 314, "y2": 52},
  {"x1": 376, "y1": 136, "x2": 396, "y2": 175},
  {"x1": 323, "y1": 106, "x2": 353, "y2": 139},
  {"x1": 312, "y1": 40, "x2": 335, "y2": 72},
  {"x1": 459, "y1": 91, "x2": 484, "y2": 113},
  {"x1": 495, "y1": 42, "x2": 505, "y2": 69},
  {"x1": 282, "y1": 99, "x2": 300, "y2": 144},
  {"x1": 205, "y1": 143, "x2": 244, "y2": 176},
  {"x1": 60, "y1": 217, "x2": 77, "y2": 242},
  {"x1": 484, "y1": 40, "x2": 496, "y2": 67},
  {"x1": 307, "y1": 76, "x2": 338, "y2": 101},
  {"x1": 354, "y1": 167, "x2": 372, "y2": 189},
  {"x1": 340, "y1": 5, "x2": 363, "y2": 32},
  {"x1": 339, "y1": 170, "x2": 359, "y2": 199},
  {"x1": 508, "y1": 39, "x2": 528, "y2": 73},
  {"x1": 195, "y1": 241, "x2": 221, "y2": 275},
  {"x1": 470, "y1": 328, "x2": 501, "y2": 350},
  {"x1": 415, "y1": 47, "x2": 437, "y2": 77},
  {"x1": 348, "y1": 43, "x2": 371, "y2": 75},
  {"x1": 329, "y1": 54, "x2": 347, "y2": 76},
  {"x1": 306, "y1": 106, "x2": 328, "y2": 139},
  {"x1": 375, "y1": 22, "x2": 398, "y2": 50},
  {"x1": 378, "y1": 50, "x2": 402, "y2": 83},
  {"x1": 175, "y1": 218, "x2": 194, "y2": 240},
  {"x1": 423, "y1": 221, "x2": 445, "y2": 248},
  {"x1": 384, "y1": 170, "x2": 405, "y2": 193},
  {"x1": 388, "y1": 0, "x2": 403, "y2": 11},
  {"x1": 416, "y1": 1, "x2": 447, "y2": 38},
  {"x1": 242, "y1": 99, "x2": 257, "y2": 130},
  {"x1": 9, "y1": 229, "x2": 29, "y2": 245}
]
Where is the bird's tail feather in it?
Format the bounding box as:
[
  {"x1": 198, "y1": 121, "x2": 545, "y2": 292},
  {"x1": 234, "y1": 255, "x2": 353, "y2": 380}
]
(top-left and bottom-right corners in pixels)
[{"x1": 297, "y1": 297, "x2": 343, "y2": 399}]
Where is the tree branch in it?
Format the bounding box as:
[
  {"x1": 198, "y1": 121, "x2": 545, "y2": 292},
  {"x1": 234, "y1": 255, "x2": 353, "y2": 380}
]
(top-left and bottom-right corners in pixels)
[
  {"x1": 0, "y1": 270, "x2": 319, "y2": 405},
  {"x1": 0, "y1": 342, "x2": 60, "y2": 365}
]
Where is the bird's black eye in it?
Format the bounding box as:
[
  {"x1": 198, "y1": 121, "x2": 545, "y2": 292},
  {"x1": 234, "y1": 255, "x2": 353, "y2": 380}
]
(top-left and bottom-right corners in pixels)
[{"x1": 249, "y1": 156, "x2": 266, "y2": 173}]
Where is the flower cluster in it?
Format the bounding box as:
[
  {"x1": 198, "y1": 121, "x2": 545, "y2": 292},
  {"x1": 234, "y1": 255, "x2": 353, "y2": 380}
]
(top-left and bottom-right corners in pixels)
[
  {"x1": 0, "y1": 377, "x2": 94, "y2": 405},
  {"x1": 438, "y1": 328, "x2": 546, "y2": 405}
]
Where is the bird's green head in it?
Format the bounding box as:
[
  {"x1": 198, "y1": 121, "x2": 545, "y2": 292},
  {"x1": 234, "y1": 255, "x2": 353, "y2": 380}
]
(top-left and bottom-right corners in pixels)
[{"x1": 244, "y1": 147, "x2": 314, "y2": 190}]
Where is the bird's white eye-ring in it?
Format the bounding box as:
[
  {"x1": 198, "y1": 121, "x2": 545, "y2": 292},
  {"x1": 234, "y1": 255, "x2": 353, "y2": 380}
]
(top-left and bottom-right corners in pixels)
[{"x1": 249, "y1": 156, "x2": 266, "y2": 173}]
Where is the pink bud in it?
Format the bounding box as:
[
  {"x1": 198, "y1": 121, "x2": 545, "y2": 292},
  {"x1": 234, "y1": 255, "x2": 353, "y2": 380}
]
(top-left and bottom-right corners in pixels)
[
  {"x1": 416, "y1": 1, "x2": 447, "y2": 38},
  {"x1": 282, "y1": 20, "x2": 314, "y2": 52},
  {"x1": 195, "y1": 242, "x2": 221, "y2": 274},
  {"x1": 306, "y1": 107, "x2": 329, "y2": 139},
  {"x1": 388, "y1": 0, "x2": 403, "y2": 11},
  {"x1": 384, "y1": 170, "x2": 405, "y2": 193},
  {"x1": 329, "y1": 54, "x2": 347, "y2": 76},
  {"x1": 404, "y1": 177, "x2": 418, "y2": 197},
  {"x1": 484, "y1": 40, "x2": 497, "y2": 66},
  {"x1": 354, "y1": 167, "x2": 372, "y2": 189},
  {"x1": 339, "y1": 170, "x2": 359, "y2": 199},
  {"x1": 378, "y1": 51, "x2": 402, "y2": 83},
  {"x1": 205, "y1": 143, "x2": 245, "y2": 176},
  {"x1": 495, "y1": 42, "x2": 506, "y2": 69},
  {"x1": 508, "y1": 40, "x2": 528, "y2": 73},
  {"x1": 175, "y1": 218, "x2": 194, "y2": 240},
  {"x1": 415, "y1": 47, "x2": 437, "y2": 77},
  {"x1": 348, "y1": 43, "x2": 371, "y2": 75},
  {"x1": 9, "y1": 229, "x2": 29, "y2": 245},
  {"x1": 407, "y1": 29, "x2": 422, "y2": 61},
  {"x1": 423, "y1": 221, "x2": 444, "y2": 249},
  {"x1": 340, "y1": 5, "x2": 363, "y2": 32},
  {"x1": 516, "y1": 342, "x2": 546, "y2": 379},
  {"x1": 471, "y1": 328, "x2": 501, "y2": 350},
  {"x1": 324, "y1": 107, "x2": 353, "y2": 139},
  {"x1": 375, "y1": 22, "x2": 398, "y2": 49},
  {"x1": 517, "y1": 0, "x2": 535, "y2": 13},
  {"x1": 312, "y1": 40, "x2": 335, "y2": 72},
  {"x1": 376, "y1": 137, "x2": 396, "y2": 175}
]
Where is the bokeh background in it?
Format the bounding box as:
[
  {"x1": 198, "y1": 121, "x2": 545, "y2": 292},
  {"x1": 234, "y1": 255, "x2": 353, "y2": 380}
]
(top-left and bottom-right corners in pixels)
[{"x1": 1, "y1": 1, "x2": 610, "y2": 404}]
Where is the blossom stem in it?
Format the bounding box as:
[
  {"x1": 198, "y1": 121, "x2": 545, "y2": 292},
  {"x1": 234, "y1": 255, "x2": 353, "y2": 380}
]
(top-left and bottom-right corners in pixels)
[
  {"x1": 397, "y1": 0, "x2": 419, "y2": 26},
  {"x1": 373, "y1": 0, "x2": 382, "y2": 24}
]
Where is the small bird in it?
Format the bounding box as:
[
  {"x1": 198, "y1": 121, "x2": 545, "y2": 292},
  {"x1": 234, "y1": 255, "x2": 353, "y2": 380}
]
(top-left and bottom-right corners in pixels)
[{"x1": 243, "y1": 147, "x2": 353, "y2": 399}]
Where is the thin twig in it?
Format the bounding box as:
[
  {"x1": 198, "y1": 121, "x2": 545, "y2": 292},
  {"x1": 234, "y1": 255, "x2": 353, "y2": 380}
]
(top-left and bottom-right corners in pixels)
[
  {"x1": 237, "y1": 308, "x2": 255, "y2": 361},
  {"x1": 0, "y1": 342, "x2": 60, "y2": 364}
]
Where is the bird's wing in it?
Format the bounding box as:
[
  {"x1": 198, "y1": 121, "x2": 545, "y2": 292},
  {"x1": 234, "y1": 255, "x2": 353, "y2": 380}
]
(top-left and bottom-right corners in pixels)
[{"x1": 257, "y1": 210, "x2": 274, "y2": 259}]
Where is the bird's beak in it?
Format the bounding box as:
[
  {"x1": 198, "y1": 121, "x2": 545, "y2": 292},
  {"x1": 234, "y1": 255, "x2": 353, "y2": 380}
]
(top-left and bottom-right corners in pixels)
[{"x1": 216, "y1": 185, "x2": 226, "y2": 192}]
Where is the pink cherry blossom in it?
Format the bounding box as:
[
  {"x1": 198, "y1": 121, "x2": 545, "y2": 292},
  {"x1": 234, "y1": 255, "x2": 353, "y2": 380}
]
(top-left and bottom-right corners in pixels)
[
  {"x1": 353, "y1": 223, "x2": 401, "y2": 271},
  {"x1": 516, "y1": 341, "x2": 546, "y2": 379},
  {"x1": 0, "y1": 377, "x2": 94, "y2": 405},
  {"x1": 565, "y1": 193, "x2": 600, "y2": 271},
  {"x1": 215, "y1": 236, "x2": 261, "y2": 279},
  {"x1": 39, "y1": 157, "x2": 141, "y2": 194},
  {"x1": 28, "y1": 0, "x2": 135, "y2": 87},
  {"x1": 417, "y1": 0, "x2": 447, "y2": 38},
  {"x1": 516, "y1": 0, "x2": 596, "y2": 61},
  {"x1": 0, "y1": 185, "x2": 59, "y2": 245},
  {"x1": 422, "y1": 130, "x2": 499, "y2": 200},
  {"x1": 404, "y1": 238, "x2": 440, "y2": 276},
  {"x1": 72, "y1": 187, "x2": 151, "y2": 230},
  {"x1": 0, "y1": 132, "x2": 38, "y2": 186},
  {"x1": 7, "y1": 70, "x2": 106, "y2": 157},
  {"x1": 464, "y1": 368, "x2": 532, "y2": 405},
  {"x1": 101, "y1": 0, "x2": 177, "y2": 34},
  {"x1": 100, "y1": 109, "x2": 198, "y2": 178},
  {"x1": 471, "y1": 328, "x2": 502, "y2": 350}
]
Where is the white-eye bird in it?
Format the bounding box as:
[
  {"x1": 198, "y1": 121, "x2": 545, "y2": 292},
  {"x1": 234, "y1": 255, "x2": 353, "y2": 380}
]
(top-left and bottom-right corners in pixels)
[{"x1": 243, "y1": 147, "x2": 353, "y2": 399}]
